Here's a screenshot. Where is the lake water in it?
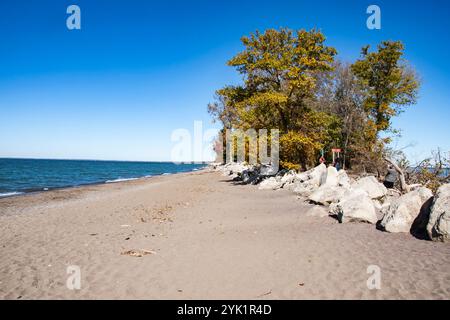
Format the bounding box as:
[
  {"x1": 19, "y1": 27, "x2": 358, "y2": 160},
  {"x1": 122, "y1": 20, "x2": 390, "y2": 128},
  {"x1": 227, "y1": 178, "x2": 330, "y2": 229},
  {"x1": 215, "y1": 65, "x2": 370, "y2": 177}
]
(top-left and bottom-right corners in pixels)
[{"x1": 0, "y1": 158, "x2": 206, "y2": 197}]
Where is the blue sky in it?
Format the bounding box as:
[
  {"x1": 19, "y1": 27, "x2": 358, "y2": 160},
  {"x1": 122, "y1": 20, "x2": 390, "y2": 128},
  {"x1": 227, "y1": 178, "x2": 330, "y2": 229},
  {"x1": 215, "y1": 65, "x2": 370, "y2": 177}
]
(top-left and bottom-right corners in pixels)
[{"x1": 0, "y1": 0, "x2": 449, "y2": 162}]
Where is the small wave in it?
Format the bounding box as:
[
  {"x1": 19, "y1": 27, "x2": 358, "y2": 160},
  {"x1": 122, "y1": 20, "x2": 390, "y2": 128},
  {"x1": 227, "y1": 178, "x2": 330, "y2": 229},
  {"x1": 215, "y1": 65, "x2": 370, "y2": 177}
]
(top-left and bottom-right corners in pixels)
[
  {"x1": 144, "y1": 175, "x2": 153, "y2": 178},
  {"x1": 162, "y1": 173, "x2": 172, "y2": 175},
  {"x1": 105, "y1": 178, "x2": 139, "y2": 183},
  {"x1": 0, "y1": 191, "x2": 25, "y2": 198}
]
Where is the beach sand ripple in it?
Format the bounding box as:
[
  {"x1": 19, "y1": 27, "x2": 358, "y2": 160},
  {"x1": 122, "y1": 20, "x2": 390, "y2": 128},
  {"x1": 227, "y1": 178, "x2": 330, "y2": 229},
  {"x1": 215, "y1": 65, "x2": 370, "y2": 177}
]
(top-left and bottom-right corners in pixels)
[{"x1": 0, "y1": 171, "x2": 449, "y2": 299}]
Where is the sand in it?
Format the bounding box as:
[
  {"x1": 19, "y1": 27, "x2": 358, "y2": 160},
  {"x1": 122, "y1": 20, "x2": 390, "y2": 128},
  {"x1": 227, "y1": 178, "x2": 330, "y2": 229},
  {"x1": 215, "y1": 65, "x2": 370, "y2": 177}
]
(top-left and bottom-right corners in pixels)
[{"x1": 0, "y1": 169, "x2": 449, "y2": 299}]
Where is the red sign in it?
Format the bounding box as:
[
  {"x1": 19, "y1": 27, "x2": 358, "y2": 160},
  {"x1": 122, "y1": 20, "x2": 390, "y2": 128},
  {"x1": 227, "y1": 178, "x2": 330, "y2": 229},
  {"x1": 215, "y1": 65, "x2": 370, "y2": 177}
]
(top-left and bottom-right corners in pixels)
[{"x1": 332, "y1": 148, "x2": 342, "y2": 153}]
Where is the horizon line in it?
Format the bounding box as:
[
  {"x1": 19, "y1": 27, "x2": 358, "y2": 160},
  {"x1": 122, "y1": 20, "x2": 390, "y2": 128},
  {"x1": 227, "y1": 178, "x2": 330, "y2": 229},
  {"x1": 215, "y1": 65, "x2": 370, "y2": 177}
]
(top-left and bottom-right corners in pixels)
[{"x1": 0, "y1": 157, "x2": 212, "y2": 164}]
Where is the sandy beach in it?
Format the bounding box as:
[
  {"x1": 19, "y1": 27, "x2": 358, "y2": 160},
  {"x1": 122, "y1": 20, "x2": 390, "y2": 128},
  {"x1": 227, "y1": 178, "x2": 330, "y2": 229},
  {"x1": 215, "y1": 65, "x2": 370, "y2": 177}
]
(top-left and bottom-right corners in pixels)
[{"x1": 0, "y1": 168, "x2": 449, "y2": 300}]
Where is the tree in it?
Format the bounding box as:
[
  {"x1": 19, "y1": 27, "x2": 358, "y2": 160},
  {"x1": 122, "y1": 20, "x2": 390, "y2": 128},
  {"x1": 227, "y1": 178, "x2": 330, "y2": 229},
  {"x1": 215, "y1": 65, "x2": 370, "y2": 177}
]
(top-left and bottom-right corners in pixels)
[
  {"x1": 208, "y1": 31, "x2": 422, "y2": 174},
  {"x1": 208, "y1": 28, "x2": 339, "y2": 169},
  {"x1": 406, "y1": 149, "x2": 450, "y2": 193},
  {"x1": 207, "y1": 86, "x2": 246, "y2": 130},
  {"x1": 313, "y1": 62, "x2": 367, "y2": 169},
  {"x1": 226, "y1": 28, "x2": 337, "y2": 133},
  {"x1": 351, "y1": 41, "x2": 420, "y2": 138}
]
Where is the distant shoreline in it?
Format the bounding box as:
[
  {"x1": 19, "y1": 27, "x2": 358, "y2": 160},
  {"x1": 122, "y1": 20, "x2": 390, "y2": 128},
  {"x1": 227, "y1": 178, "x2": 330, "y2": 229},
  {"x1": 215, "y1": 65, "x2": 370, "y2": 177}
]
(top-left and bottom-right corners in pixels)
[{"x1": 0, "y1": 157, "x2": 212, "y2": 164}]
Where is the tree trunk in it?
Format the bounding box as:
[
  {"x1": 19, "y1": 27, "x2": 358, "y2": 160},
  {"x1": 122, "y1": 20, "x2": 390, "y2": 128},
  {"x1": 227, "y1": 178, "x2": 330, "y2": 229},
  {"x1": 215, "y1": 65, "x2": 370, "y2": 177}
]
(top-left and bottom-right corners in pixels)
[
  {"x1": 342, "y1": 114, "x2": 353, "y2": 171},
  {"x1": 384, "y1": 158, "x2": 410, "y2": 193}
]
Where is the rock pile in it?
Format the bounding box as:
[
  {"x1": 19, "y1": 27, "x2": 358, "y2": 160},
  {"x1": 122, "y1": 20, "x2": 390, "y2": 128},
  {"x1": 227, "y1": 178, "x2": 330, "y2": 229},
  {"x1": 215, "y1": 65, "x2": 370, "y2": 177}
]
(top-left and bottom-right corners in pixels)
[{"x1": 211, "y1": 162, "x2": 448, "y2": 241}]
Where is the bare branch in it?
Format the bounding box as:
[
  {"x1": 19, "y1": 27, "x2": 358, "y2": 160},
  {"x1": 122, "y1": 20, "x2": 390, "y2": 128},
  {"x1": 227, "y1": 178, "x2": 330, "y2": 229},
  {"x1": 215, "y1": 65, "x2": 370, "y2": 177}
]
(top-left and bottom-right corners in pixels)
[{"x1": 384, "y1": 157, "x2": 411, "y2": 193}]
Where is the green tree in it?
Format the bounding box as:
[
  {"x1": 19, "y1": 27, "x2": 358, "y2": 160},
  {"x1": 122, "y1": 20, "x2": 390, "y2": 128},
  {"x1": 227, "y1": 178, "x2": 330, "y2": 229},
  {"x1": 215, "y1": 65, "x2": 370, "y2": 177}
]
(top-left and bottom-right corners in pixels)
[
  {"x1": 209, "y1": 28, "x2": 339, "y2": 169},
  {"x1": 208, "y1": 31, "x2": 421, "y2": 173},
  {"x1": 351, "y1": 41, "x2": 420, "y2": 138},
  {"x1": 226, "y1": 28, "x2": 337, "y2": 132}
]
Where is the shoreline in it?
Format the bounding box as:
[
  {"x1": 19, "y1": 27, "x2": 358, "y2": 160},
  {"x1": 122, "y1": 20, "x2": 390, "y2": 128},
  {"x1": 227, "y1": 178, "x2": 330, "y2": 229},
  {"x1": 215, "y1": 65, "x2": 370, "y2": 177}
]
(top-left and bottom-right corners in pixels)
[
  {"x1": 0, "y1": 168, "x2": 449, "y2": 299},
  {"x1": 0, "y1": 169, "x2": 209, "y2": 217},
  {"x1": 0, "y1": 166, "x2": 207, "y2": 201}
]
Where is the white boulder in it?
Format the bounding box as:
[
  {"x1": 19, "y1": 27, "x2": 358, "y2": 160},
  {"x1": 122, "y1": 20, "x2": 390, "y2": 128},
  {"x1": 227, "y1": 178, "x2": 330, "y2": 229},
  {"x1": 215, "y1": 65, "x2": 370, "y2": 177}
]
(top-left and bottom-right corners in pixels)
[
  {"x1": 293, "y1": 181, "x2": 319, "y2": 197},
  {"x1": 221, "y1": 162, "x2": 249, "y2": 176},
  {"x1": 306, "y1": 164, "x2": 328, "y2": 186},
  {"x1": 291, "y1": 164, "x2": 327, "y2": 196},
  {"x1": 295, "y1": 171, "x2": 311, "y2": 183},
  {"x1": 280, "y1": 170, "x2": 297, "y2": 188},
  {"x1": 258, "y1": 177, "x2": 282, "y2": 190},
  {"x1": 380, "y1": 201, "x2": 391, "y2": 214},
  {"x1": 291, "y1": 164, "x2": 325, "y2": 183},
  {"x1": 372, "y1": 199, "x2": 383, "y2": 211},
  {"x1": 260, "y1": 164, "x2": 278, "y2": 177},
  {"x1": 427, "y1": 184, "x2": 450, "y2": 242},
  {"x1": 379, "y1": 187, "x2": 433, "y2": 233},
  {"x1": 331, "y1": 189, "x2": 378, "y2": 224},
  {"x1": 336, "y1": 170, "x2": 351, "y2": 188},
  {"x1": 386, "y1": 188, "x2": 402, "y2": 197},
  {"x1": 308, "y1": 185, "x2": 349, "y2": 205},
  {"x1": 323, "y1": 166, "x2": 338, "y2": 187},
  {"x1": 351, "y1": 176, "x2": 387, "y2": 200}
]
